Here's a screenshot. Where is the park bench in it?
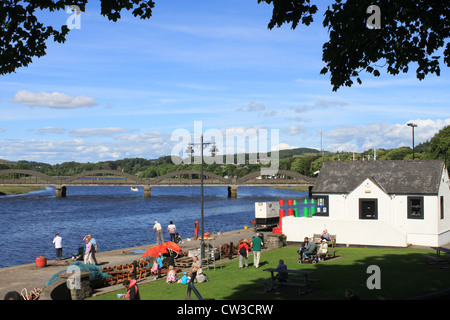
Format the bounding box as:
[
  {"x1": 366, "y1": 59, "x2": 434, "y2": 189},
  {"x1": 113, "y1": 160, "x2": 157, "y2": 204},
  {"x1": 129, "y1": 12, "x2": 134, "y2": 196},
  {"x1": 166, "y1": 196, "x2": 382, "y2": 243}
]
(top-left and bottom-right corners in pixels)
[{"x1": 313, "y1": 233, "x2": 336, "y2": 248}]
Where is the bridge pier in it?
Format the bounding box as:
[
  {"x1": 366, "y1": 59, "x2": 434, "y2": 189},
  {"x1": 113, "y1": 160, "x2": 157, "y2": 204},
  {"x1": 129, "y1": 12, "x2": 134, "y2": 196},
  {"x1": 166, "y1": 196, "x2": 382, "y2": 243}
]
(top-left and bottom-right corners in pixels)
[
  {"x1": 55, "y1": 186, "x2": 67, "y2": 198},
  {"x1": 227, "y1": 186, "x2": 238, "y2": 198},
  {"x1": 144, "y1": 187, "x2": 151, "y2": 198}
]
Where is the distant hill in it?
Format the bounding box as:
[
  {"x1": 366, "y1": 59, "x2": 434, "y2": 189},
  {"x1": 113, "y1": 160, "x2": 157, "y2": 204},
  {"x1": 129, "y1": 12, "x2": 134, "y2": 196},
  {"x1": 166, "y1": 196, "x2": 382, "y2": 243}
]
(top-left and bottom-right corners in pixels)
[
  {"x1": 279, "y1": 147, "x2": 321, "y2": 158},
  {"x1": 0, "y1": 159, "x2": 16, "y2": 165}
]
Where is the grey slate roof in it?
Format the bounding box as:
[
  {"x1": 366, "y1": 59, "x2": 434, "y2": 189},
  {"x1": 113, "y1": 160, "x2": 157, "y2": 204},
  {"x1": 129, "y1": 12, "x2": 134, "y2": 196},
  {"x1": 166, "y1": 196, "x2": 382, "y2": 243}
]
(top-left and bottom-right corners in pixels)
[{"x1": 312, "y1": 160, "x2": 446, "y2": 195}]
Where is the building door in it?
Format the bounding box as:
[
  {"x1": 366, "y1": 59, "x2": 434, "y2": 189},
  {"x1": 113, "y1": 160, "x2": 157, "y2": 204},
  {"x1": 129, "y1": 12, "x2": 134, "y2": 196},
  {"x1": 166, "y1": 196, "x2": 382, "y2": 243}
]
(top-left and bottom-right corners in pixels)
[{"x1": 360, "y1": 199, "x2": 378, "y2": 219}]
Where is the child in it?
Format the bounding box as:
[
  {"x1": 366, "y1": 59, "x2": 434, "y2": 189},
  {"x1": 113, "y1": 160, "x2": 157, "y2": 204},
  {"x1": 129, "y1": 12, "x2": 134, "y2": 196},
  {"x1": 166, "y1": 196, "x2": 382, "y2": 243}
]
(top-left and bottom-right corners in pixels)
[
  {"x1": 178, "y1": 272, "x2": 190, "y2": 284},
  {"x1": 166, "y1": 265, "x2": 178, "y2": 284},
  {"x1": 150, "y1": 260, "x2": 160, "y2": 279}
]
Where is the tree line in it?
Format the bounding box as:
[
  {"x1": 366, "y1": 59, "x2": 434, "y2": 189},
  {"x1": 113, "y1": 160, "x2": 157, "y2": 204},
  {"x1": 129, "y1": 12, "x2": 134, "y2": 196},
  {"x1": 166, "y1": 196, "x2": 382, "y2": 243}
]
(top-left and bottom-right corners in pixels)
[{"x1": 1, "y1": 125, "x2": 449, "y2": 179}]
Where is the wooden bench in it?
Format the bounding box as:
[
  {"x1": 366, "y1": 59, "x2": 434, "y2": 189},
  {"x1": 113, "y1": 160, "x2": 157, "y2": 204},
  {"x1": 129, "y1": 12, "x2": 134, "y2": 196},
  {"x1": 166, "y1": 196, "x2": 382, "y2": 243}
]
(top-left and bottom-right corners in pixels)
[{"x1": 313, "y1": 233, "x2": 336, "y2": 248}]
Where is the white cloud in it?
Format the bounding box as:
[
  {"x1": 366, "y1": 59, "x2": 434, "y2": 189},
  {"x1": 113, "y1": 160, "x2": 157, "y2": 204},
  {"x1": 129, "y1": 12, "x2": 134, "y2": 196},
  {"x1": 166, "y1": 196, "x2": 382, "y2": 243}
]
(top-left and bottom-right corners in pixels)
[
  {"x1": 282, "y1": 125, "x2": 306, "y2": 136},
  {"x1": 37, "y1": 127, "x2": 66, "y2": 135},
  {"x1": 0, "y1": 137, "x2": 172, "y2": 164},
  {"x1": 10, "y1": 90, "x2": 98, "y2": 109},
  {"x1": 236, "y1": 102, "x2": 266, "y2": 112},
  {"x1": 69, "y1": 127, "x2": 138, "y2": 138},
  {"x1": 326, "y1": 118, "x2": 450, "y2": 152}
]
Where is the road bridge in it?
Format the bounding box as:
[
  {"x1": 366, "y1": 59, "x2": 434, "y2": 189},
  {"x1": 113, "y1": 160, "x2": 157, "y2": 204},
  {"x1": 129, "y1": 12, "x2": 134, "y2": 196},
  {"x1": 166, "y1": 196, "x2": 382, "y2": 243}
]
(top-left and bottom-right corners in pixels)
[{"x1": 0, "y1": 169, "x2": 315, "y2": 198}]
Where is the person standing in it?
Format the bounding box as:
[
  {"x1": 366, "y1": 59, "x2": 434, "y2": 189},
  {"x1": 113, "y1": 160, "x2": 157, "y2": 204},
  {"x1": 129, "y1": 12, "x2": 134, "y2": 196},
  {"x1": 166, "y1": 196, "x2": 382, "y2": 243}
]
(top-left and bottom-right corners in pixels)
[
  {"x1": 167, "y1": 221, "x2": 177, "y2": 242},
  {"x1": 251, "y1": 233, "x2": 264, "y2": 268},
  {"x1": 52, "y1": 233, "x2": 63, "y2": 260},
  {"x1": 152, "y1": 221, "x2": 164, "y2": 244}
]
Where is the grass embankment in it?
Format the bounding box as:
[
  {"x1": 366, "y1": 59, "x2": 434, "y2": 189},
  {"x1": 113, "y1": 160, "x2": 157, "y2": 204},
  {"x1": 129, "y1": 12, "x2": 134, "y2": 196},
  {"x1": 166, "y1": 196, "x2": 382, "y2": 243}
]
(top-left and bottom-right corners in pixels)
[
  {"x1": 90, "y1": 245, "x2": 449, "y2": 300},
  {"x1": 0, "y1": 186, "x2": 45, "y2": 195}
]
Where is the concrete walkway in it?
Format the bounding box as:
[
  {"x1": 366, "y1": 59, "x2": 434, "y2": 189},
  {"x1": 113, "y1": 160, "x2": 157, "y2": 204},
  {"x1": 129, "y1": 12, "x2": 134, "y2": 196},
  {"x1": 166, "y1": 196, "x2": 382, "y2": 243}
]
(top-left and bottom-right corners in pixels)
[{"x1": 0, "y1": 228, "x2": 260, "y2": 299}]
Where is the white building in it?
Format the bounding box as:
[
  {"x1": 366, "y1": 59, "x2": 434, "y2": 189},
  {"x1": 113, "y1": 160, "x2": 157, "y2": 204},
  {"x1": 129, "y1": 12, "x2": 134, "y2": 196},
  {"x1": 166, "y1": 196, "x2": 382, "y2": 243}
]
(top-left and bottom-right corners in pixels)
[{"x1": 282, "y1": 160, "x2": 450, "y2": 247}]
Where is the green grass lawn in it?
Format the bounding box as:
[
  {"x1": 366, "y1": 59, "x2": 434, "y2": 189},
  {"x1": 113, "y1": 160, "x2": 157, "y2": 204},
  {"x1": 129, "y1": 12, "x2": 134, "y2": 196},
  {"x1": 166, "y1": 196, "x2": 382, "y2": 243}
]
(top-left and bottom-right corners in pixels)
[{"x1": 90, "y1": 245, "x2": 450, "y2": 300}]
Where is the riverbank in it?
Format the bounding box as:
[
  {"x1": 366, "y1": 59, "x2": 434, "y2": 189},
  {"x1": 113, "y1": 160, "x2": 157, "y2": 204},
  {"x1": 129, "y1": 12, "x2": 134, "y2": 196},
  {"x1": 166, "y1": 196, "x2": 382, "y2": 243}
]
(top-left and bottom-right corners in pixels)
[
  {"x1": 0, "y1": 186, "x2": 45, "y2": 195},
  {"x1": 0, "y1": 227, "x2": 259, "y2": 299}
]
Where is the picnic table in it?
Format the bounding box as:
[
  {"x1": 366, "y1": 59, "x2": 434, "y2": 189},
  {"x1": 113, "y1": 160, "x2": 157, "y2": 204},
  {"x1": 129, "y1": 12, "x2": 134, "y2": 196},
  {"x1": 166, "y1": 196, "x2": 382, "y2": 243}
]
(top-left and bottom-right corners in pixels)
[
  {"x1": 423, "y1": 247, "x2": 450, "y2": 268},
  {"x1": 261, "y1": 268, "x2": 318, "y2": 295},
  {"x1": 431, "y1": 246, "x2": 450, "y2": 258}
]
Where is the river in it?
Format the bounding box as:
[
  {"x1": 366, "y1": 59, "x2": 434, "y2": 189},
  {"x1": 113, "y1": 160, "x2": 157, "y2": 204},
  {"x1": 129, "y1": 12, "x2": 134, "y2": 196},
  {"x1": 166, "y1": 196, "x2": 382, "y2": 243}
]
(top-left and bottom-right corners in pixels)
[{"x1": 0, "y1": 186, "x2": 308, "y2": 269}]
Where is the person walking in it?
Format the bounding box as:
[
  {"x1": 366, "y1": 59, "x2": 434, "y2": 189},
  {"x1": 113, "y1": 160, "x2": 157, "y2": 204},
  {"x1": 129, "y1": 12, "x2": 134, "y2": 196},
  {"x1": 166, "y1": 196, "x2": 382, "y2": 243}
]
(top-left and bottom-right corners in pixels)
[
  {"x1": 52, "y1": 233, "x2": 63, "y2": 260},
  {"x1": 152, "y1": 221, "x2": 164, "y2": 244},
  {"x1": 167, "y1": 221, "x2": 177, "y2": 242},
  {"x1": 238, "y1": 241, "x2": 249, "y2": 269},
  {"x1": 251, "y1": 233, "x2": 264, "y2": 268},
  {"x1": 84, "y1": 237, "x2": 93, "y2": 264},
  {"x1": 85, "y1": 234, "x2": 99, "y2": 265}
]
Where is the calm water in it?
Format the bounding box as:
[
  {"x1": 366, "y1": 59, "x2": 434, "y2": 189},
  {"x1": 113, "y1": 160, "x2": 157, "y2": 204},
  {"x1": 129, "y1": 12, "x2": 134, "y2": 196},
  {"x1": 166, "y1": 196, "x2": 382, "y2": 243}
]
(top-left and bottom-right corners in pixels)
[{"x1": 0, "y1": 186, "x2": 307, "y2": 269}]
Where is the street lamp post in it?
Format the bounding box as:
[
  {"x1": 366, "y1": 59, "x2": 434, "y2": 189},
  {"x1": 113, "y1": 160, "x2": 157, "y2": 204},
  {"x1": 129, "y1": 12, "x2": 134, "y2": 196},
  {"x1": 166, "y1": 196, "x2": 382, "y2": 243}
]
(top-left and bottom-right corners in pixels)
[
  {"x1": 186, "y1": 135, "x2": 218, "y2": 265},
  {"x1": 407, "y1": 123, "x2": 418, "y2": 160}
]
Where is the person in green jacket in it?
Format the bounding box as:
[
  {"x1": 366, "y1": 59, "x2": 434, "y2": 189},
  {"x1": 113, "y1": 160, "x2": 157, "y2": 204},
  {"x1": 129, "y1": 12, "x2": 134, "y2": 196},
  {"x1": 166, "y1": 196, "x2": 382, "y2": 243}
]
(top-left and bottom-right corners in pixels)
[{"x1": 251, "y1": 233, "x2": 264, "y2": 268}]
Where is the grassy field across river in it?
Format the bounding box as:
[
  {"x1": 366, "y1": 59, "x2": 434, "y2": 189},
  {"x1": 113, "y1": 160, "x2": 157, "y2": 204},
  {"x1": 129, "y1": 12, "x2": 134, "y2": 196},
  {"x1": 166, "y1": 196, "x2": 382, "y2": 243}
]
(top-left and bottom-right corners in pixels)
[{"x1": 0, "y1": 186, "x2": 45, "y2": 195}]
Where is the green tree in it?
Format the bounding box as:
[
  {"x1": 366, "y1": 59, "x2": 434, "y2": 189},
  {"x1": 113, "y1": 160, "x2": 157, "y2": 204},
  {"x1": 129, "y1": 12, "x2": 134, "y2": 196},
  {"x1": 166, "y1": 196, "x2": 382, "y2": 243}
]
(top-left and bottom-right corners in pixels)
[
  {"x1": 378, "y1": 147, "x2": 412, "y2": 160},
  {"x1": 1, "y1": 0, "x2": 155, "y2": 75},
  {"x1": 428, "y1": 125, "x2": 450, "y2": 164},
  {"x1": 259, "y1": 0, "x2": 450, "y2": 91},
  {"x1": 2, "y1": 1, "x2": 449, "y2": 91}
]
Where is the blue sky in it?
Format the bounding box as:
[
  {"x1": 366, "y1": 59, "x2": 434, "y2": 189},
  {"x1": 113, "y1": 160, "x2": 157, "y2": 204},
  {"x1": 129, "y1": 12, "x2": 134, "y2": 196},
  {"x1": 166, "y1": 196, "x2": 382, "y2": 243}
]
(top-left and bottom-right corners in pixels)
[{"x1": 1, "y1": 0, "x2": 449, "y2": 164}]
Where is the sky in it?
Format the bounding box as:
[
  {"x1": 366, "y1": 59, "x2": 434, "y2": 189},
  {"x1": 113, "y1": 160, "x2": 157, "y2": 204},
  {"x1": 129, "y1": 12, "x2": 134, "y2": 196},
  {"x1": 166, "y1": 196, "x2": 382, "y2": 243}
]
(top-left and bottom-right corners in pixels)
[{"x1": 1, "y1": 0, "x2": 449, "y2": 165}]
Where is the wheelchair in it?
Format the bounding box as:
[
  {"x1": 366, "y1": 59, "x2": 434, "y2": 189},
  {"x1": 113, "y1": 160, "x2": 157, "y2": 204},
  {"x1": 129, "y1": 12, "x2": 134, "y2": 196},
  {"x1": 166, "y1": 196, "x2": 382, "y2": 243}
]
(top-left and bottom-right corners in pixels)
[{"x1": 298, "y1": 248, "x2": 319, "y2": 264}]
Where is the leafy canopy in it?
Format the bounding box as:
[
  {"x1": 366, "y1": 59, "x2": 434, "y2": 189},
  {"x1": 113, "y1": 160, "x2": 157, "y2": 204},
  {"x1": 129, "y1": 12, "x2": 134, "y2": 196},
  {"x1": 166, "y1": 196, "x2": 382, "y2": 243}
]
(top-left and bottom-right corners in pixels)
[
  {"x1": 1, "y1": 0, "x2": 449, "y2": 91},
  {"x1": 260, "y1": 0, "x2": 450, "y2": 91}
]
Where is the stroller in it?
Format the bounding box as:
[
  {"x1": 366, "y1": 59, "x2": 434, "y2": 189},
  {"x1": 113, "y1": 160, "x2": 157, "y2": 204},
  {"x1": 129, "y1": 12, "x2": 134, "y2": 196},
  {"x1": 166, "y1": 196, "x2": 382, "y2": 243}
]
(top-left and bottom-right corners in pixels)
[{"x1": 298, "y1": 246, "x2": 319, "y2": 264}]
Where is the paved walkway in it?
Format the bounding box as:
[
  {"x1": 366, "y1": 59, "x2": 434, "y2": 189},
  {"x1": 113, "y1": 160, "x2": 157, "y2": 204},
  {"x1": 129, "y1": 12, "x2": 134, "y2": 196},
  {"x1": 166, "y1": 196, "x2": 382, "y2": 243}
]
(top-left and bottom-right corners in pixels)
[{"x1": 0, "y1": 228, "x2": 260, "y2": 299}]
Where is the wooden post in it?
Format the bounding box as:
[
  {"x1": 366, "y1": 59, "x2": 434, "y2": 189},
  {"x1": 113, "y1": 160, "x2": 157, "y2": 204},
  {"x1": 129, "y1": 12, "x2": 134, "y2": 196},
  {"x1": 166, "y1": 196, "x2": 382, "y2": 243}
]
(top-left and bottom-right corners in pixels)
[{"x1": 144, "y1": 187, "x2": 151, "y2": 198}]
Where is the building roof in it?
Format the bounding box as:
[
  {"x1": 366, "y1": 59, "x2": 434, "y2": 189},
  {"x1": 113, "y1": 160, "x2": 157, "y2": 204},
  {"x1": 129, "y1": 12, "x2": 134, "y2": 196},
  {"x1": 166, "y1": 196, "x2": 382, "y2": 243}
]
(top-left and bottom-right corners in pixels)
[{"x1": 312, "y1": 160, "x2": 446, "y2": 195}]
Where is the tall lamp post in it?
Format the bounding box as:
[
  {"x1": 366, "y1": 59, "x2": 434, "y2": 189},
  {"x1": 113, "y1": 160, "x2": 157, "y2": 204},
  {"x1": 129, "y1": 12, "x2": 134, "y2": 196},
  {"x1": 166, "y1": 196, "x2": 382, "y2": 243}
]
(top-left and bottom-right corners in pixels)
[
  {"x1": 186, "y1": 135, "x2": 218, "y2": 264},
  {"x1": 407, "y1": 123, "x2": 418, "y2": 160}
]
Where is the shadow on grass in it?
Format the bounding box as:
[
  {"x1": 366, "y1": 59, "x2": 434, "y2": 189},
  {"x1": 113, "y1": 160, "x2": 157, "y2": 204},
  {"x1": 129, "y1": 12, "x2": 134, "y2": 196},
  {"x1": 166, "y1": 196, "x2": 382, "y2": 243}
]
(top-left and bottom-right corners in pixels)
[{"x1": 219, "y1": 247, "x2": 450, "y2": 300}]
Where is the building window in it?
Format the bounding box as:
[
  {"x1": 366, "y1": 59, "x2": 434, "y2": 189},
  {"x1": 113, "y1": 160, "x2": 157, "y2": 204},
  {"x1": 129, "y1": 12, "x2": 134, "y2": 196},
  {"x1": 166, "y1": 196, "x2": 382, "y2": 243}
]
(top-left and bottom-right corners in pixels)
[
  {"x1": 314, "y1": 196, "x2": 329, "y2": 217},
  {"x1": 408, "y1": 197, "x2": 424, "y2": 219},
  {"x1": 359, "y1": 199, "x2": 378, "y2": 220},
  {"x1": 440, "y1": 196, "x2": 444, "y2": 220}
]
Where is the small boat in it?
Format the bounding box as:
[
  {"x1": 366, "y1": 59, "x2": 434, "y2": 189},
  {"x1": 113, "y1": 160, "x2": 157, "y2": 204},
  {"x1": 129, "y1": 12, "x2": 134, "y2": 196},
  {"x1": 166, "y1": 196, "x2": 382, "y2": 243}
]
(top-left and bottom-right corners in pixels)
[{"x1": 130, "y1": 187, "x2": 139, "y2": 192}]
